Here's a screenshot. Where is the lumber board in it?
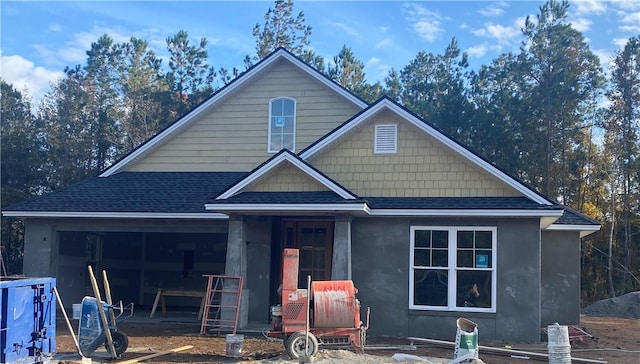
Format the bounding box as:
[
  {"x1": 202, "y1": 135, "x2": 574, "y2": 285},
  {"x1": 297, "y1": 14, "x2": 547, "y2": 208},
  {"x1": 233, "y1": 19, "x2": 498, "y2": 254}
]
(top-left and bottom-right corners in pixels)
[{"x1": 116, "y1": 345, "x2": 194, "y2": 364}]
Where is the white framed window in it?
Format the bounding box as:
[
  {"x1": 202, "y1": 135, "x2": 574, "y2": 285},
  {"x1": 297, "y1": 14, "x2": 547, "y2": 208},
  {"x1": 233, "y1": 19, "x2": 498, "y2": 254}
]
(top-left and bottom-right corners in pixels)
[
  {"x1": 374, "y1": 124, "x2": 397, "y2": 154},
  {"x1": 268, "y1": 97, "x2": 296, "y2": 152},
  {"x1": 409, "y1": 226, "x2": 497, "y2": 313}
]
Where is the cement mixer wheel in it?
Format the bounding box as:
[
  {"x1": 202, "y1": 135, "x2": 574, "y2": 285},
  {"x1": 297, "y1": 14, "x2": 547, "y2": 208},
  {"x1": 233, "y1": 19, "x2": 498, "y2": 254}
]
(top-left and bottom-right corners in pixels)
[{"x1": 285, "y1": 331, "x2": 318, "y2": 360}]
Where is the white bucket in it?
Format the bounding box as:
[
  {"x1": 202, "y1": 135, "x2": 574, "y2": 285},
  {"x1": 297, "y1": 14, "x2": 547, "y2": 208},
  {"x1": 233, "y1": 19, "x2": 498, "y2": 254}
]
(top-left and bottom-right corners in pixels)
[
  {"x1": 72, "y1": 304, "x2": 82, "y2": 320},
  {"x1": 547, "y1": 323, "x2": 571, "y2": 364},
  {"x1": 225, "y1": 334, "x2": 244, "y2": 358}
]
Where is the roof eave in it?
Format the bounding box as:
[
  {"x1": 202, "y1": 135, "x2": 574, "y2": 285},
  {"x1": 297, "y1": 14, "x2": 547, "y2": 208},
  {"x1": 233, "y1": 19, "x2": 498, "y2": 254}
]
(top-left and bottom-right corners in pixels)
[
  {"x1": 545, "y1": 223, "x2": 602, "y2": 238},
  {"x1": 1, "y1": 211, "x2": 229, "y2": 219},
  {"x1": 368, "y1": 208, "x2": 563, "y2": 218},
  {"x1": 205, "y1": 203, "x2": 370, "y2": 215}
]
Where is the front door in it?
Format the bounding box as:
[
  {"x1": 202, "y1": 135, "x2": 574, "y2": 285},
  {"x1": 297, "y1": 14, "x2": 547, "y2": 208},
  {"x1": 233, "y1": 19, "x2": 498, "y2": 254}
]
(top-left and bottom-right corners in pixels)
[{"x1": 282, "y1": 220, "x2": 333, "y2": 287}]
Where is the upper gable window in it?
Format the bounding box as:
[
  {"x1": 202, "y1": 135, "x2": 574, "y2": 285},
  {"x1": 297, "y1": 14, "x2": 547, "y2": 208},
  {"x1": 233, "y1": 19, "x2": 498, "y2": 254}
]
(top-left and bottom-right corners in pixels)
[
  {"x1": 268, "y1": 97, "x2": 296, "y2": 153},
  {"x1": 374, "y1": 124, "x2": 397, "y2": 154}
]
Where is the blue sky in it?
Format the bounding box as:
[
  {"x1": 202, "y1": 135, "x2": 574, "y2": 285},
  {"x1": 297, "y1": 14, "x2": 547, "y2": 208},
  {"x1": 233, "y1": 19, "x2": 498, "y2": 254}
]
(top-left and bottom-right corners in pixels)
[{"x1": 1, "y1": 1, "x2": 639, "y2": 103}]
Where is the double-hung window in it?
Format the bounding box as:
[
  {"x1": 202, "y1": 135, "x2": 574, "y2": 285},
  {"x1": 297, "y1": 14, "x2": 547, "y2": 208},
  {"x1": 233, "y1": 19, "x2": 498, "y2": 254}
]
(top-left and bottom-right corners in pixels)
[
  {"x1": 410, "y1": 226, "x2": 496, "y2": 312},
  {"x1": 268, "y1": 97, "x2": 296, "y2": 152}
]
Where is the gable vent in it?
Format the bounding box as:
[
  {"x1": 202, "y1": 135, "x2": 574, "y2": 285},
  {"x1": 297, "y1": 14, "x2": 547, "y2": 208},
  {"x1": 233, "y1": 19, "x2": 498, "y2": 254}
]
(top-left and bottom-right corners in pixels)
[{"x1": 374, "y1": 124, "x2": 397, "y2": 154}]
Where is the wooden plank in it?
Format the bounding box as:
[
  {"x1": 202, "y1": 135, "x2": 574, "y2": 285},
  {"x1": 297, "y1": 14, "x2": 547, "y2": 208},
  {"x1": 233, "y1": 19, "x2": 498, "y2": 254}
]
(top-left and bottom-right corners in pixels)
[
  {"x1": 116, "y1": 345, "x2": 194, "y2": 364},
  {"x1": 407, "y1": 337, "x2": 607, "y2": 364}
]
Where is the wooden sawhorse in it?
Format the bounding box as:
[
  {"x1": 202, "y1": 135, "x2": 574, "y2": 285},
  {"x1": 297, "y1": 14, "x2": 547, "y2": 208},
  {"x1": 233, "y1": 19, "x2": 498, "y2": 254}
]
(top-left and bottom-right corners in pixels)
[{"x1": 149, "y1": 289, "x2": 206, "y2": 320}]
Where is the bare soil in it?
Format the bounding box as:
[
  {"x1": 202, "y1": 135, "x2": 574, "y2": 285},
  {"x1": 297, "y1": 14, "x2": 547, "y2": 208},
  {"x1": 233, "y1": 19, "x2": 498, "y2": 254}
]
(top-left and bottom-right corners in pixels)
[{"x1": 54, "y1": 315, "x2": 640, "y2": 363}]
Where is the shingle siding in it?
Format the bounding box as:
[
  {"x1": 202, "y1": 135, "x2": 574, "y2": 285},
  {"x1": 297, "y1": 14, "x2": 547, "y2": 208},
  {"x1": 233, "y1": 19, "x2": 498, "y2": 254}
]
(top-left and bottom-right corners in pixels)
[
  {"x1": 309, "y1": 110, "x2": 521, "y2": 198},
  {"x1": 128, "y1": 60, "x2": 362, "y2": 172}
]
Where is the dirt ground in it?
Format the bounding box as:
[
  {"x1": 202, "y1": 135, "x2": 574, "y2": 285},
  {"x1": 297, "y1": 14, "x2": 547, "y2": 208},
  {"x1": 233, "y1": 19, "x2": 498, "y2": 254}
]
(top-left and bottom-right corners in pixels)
[{"x1": 53, "y1": 315, "x2": 640, "y2": 364}]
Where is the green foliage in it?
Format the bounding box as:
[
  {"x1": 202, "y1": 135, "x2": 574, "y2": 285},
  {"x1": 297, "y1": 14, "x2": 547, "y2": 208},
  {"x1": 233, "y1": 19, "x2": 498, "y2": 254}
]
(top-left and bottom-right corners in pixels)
[
  {"x1": 327, "y1": 45, "x2": 382, "y2": 102},
  {"x1": 399, "y1": 38, "x2": 473, "y2": 143},
  {"x1": 519, "y1": 0, "x2": 605, "y2": 200},
  {"x1": 252, "y1": 0, "x2": 311, "y2": 60},
  {"x1": 166, "y1": 30, "x2": 217, "y2": 115},
  {"x1": 599, "y1": 36, "x2": 640, "y2": 296},
  {"x1": 1, "y1": 80, "x2": 46, "y2": 274}
]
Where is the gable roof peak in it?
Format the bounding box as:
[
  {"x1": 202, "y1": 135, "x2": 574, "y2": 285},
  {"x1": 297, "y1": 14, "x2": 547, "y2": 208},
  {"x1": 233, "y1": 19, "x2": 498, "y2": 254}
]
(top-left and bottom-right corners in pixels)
[
  {"x1": 100, "y1": 46, "x2": 368, "y2": 177},
  {"x1": 215, "y1": 149, "x2": 357, "y2": 200}
]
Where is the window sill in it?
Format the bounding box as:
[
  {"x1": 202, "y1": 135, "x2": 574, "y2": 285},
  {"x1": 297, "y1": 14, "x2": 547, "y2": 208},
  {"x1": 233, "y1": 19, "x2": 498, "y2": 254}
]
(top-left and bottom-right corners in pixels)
[{"x1": 409, "y1": 309, "x2": 496, "y2": 319}]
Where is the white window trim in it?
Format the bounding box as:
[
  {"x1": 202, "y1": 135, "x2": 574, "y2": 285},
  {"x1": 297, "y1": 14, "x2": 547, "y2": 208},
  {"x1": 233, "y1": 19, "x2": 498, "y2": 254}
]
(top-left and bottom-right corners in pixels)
[
  {"x1": 268, "y1": 97, "x2": 297, "y2": 153},
  {"x1": 374, "y1": 124, "x2": 397, "y2": 154},
  {"x1": 409, "y1": 226, "x2": 497, "y2": 313}
]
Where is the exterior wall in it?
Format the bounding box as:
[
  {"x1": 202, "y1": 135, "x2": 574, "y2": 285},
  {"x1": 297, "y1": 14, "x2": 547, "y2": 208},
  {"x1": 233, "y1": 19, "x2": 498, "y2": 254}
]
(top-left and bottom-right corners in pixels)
[
  {"x1": 351, "y1": 216, "x2": 542, "y2": 342},
  {"x1": 248, "y1": 164, "x2": 328, "y2": 192},
  {"x1": 129, "y1": 60, "x2": 362, "y2": 172},
  {"x1": 23, "y1": 218, "x2": 229, "y2": 309},
  {"x1": 309, "y1": 110, "x2": 520, "y2": 197},
  {"x1": 245, "y1": 216, "x2": 273, "y2": 323},
  {"x1": 23, "y1": 220, "x2": 56, "y2": 277},
  {"x1": 541, "y1": 230, "x2": 581, "y2": 326}
]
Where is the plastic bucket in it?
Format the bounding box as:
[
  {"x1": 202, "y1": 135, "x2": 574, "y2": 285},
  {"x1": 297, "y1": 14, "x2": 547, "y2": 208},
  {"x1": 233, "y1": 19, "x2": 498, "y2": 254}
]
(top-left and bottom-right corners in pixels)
[
  {"x1": 72, "y1": 304, "x2": 82, "y2": 320},
  {"x1": 225, "y1": 334, "x2": 244, "y2": 358},
  {"x1": 547, "y1": 323, "x2": 571, "y2": 364}
]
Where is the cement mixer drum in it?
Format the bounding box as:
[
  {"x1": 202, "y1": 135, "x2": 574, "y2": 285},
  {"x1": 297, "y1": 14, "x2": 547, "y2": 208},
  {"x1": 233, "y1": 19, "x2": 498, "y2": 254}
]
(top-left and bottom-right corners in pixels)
[{"x1": 311, "y1": 280, "x2": 360, "y2": 328}]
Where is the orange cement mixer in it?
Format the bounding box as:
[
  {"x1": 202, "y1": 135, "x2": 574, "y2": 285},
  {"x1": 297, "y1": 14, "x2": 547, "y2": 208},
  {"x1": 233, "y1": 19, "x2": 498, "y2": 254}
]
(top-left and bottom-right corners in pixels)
[{"x1": 267, "y1": 248, "x2": 370, "y2": 360}]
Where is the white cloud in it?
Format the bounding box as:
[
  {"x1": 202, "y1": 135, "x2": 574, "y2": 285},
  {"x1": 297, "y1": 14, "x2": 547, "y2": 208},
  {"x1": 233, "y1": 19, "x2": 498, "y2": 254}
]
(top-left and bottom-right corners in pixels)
[
  {"x1": 572, "y1": 0, "x2": 608, "y2": 15},
  {"x1": 615, "y1": 10, "x2": 640, "y2": 34},
  {"x1": 49, "y1": 23, "x2": 62, "y2": 32},
  {"x1": 376, "y1": 38, "x2": 393, "y2": 49},
  {"x1": 571, "y1": 17, "x2": 592, "y2": 32},
  {"x1": 619, "y1": 24, "x2": 640, "y2": 33},
  {"x1": 478, "y1": 6, "x2": 505, "y2": 17},
  {"x1": 365, "y1": 57, "x2": 390, "y2": 83},
  {"x1": 472, "y1": 17, "x2": 526, "y2": 49},
  {"x1": 619, "y1": 11, "x2": 640, "y2": 24},
  {"x1": 32, "y1": 25, "x2": 135, "y2": 67},
  {"x1": 609, "y1": 0, "x2": 640, "y2": 11},
  {"x1": 466, "y1": 43, "x2": 489, "y2": 58},
  {"x1": 0, "y1": 55, "x2": 63, "y2": 102},
  {"x1": 403, "y1": 3, "x2": 446, "y2": 42},
  {"x1": 328, "y1": 21, "x2": 360, "y2": 39},
  {"x1": 612, "y1": 37, "x2": 631, "y2": 49}
]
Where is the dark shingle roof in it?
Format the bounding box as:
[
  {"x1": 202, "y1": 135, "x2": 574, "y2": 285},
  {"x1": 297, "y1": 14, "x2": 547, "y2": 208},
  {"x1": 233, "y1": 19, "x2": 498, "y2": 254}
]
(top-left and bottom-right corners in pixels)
[
  {"x1": 3, "y1": 172, "x2": 599, "y2": 227},
  {"x1": 4, "y1": 172, "x2": 246, "y2": 213},
  {"x1": 554, "y1": 206, "x2": 601, "y2": 226}
]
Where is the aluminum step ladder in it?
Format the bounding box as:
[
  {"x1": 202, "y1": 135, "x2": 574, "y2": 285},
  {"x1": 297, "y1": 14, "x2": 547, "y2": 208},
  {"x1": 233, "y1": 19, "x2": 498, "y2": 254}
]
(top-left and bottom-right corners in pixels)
[{"x1": 200, "y1": 274, "x2": 243, "y2": 335}]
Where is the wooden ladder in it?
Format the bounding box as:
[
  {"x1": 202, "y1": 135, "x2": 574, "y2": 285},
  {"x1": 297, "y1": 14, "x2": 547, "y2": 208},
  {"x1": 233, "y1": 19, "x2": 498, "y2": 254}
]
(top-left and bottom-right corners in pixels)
[{"x1": 200, "y1": 274, "x2": 243, "y2": 335}]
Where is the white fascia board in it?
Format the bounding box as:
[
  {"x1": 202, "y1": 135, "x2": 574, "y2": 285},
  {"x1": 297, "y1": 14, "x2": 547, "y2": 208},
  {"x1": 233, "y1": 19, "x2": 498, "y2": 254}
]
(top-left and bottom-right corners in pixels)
[
  {"x1": 1, "y1": 211, "x2": 228, "y2": 219},
  {"x1": 101, "y1": 50, "x2": 366, "y2": 177},
  {"x1": 367, "y1": 208, "x2": 564, "y2": 218},
  {"x1": 300, "y1": 99, "x2": 552, "y2": 205},
  {"x1": 205, "y1": 203, "x2": 368, "y2": 212},
  {"x1": 546, "y1": 224, "x2": 601, "y2": 238},
  {"x1": 216, "y1": 152, "x2": 356, "y2": 200}
]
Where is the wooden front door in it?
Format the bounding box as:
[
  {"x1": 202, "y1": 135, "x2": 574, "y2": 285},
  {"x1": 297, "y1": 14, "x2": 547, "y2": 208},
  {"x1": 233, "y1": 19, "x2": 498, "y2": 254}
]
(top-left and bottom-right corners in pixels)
[{"x1": 282, "y1": 220, "x2": 333, "y2": 286}]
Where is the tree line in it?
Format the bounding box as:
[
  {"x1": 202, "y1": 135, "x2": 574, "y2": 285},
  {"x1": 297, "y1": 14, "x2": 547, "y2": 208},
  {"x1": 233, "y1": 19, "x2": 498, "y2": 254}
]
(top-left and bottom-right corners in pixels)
[{"x1": 1, "y1": 0, "x2": 638, "y2": 303}]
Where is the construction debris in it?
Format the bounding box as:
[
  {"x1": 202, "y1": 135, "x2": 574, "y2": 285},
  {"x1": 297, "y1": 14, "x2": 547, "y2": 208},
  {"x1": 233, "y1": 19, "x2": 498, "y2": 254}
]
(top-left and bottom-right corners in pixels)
[{"x1": 407, "y1": 337, "x2": 607, "y2": 364}]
